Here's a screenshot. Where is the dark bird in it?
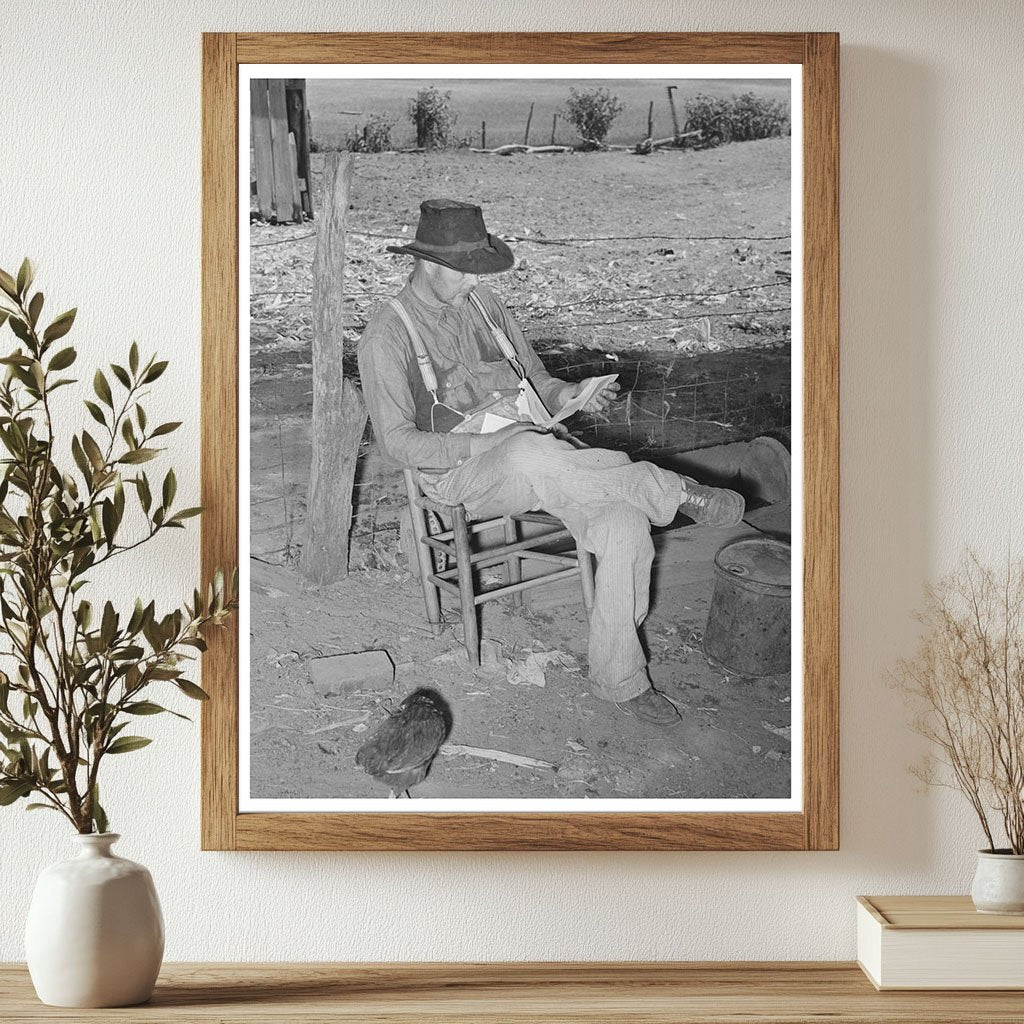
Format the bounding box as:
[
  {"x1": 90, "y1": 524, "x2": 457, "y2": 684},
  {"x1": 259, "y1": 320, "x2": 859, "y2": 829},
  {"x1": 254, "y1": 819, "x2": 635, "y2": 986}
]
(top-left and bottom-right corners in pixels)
[{"x1": 355, "y1": 688, "x2": 451, "y2": 798}]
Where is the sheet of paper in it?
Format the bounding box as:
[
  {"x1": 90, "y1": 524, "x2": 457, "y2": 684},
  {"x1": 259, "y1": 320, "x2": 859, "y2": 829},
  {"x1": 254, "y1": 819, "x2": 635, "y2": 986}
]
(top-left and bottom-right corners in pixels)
[
  {"x1": 480, "y1": 412, "x2": 517, "y2": 434},
  {"x1": 545, "y1": 374, "x2": 619, "y2": 426}
]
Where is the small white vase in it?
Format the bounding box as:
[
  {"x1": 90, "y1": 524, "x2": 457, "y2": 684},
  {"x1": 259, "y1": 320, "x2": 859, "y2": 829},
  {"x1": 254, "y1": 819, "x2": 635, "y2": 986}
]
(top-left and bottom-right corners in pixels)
[
  {"x1": 25, "y1": 833, "x2": 164, "y2": 1007},
  {"x1": 971, "y1": 849, "x2": 1024, "y2": 915}
]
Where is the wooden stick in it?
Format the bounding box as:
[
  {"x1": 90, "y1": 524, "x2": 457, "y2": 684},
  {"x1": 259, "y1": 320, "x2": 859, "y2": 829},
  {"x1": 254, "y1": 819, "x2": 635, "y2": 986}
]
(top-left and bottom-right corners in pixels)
[
  {"x1": 550, "y1": 113, "x2": 557, "y2": 145},
  {"x1": 524, "y1": 102, "x2": 534, "y2": 146},
  {"x1": 666, "y1": 84, "x2": 681, "y2": 142},
  {"x1": 440, "y1": 744, "x2": 557, "y2": 771},
  {"x1": 647, "y1": 99, "x2": 654, "y2": 140},
  {"x1": 468, "y1": 144, "x2": 572, "y2": 156},
  {"x1": 481, "y1": 120, "x2": 486, "y2": 149},
  {"x1": 650, "y1": 130, "x2": 701, "y2": 149}
]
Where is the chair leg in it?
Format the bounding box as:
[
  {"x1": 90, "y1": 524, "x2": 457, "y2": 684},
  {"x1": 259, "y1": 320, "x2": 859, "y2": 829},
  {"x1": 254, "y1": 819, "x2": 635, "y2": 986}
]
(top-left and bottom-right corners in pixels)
[
  {"x1": 502, "y1": 515, "x2": 523, "y2": 609},
  {"x1": 578, "y1": 545, "x2": 596, "y2": 619},
  {"x1": 404, "y1": 471, "x2": 443, "y2": 638},
  {"x1": 451, "y1": 505, "x2": 480, "y2": 667}
]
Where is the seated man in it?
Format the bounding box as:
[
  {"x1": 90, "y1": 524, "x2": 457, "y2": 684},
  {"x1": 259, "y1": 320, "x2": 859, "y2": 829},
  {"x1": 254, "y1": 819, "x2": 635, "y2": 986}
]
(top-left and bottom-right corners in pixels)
[{"x1": 358, "y1": 199, "x2": 743, "y2": 727}]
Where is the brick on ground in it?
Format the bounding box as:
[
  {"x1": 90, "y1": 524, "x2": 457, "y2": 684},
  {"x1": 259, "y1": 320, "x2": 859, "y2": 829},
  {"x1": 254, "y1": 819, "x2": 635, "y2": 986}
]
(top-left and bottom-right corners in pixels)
[{"x1": 308, "y1": 650, "x2": 394, "y2": 698}]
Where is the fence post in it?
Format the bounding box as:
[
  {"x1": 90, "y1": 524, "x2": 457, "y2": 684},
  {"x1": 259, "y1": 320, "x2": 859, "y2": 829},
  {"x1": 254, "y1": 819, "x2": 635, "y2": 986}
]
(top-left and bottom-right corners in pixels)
[
  {"x1": 481, "y1": 120, "x2": 486, "y2": 149},
  {"x1": 666, "y1": 85, "x2": 681, "y2": 143},
  {"x1": 647, "y1": 100, "x2": 654, "y2": 140},
  {"x1": 550, "y1": 113, "x2": 557, "y2": 146},
  {"x1": 524, "y1": 102, "x2": 534, "y2": 146},
  {"x1": 300, "y1": 152, "x2": 368, "y2": 585}
]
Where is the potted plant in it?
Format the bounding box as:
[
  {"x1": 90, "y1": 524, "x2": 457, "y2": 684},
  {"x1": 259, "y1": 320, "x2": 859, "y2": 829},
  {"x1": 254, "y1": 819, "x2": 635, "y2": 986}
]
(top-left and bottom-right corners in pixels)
[
  {"x1": 0, "y1": 260, "x2": 236, "y2": 1005},
  {"x1": 895, "y1": 552, "x2": 1024, "y2": 913}
]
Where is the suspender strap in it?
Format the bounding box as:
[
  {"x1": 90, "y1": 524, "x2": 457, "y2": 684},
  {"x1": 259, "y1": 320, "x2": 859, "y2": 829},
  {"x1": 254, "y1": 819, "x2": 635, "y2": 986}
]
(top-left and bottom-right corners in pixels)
[
  {"x1": 387, "y1": 296, "x2": 439, "y2": 398},
  {"x1": 467, "y1": 291, "x2": 526, "y2": 379},
  {"x1": 388, "y1": 291, "x2": 549, "y2": 419}
]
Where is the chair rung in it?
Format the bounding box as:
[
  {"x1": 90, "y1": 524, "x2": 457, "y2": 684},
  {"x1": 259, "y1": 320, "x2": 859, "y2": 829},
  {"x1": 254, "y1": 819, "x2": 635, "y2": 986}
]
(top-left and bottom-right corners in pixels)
[
  {"x1": 469, "y1": 549, "x2": 578, "y2": 572},
  {"x1": 423, "y1": 536, "x2": 457, "y2": 554},
  {"x1": 513, "y1": 550, "x2": 579, "y2": 568},
  {"x1": 455, "y1": 529, "x2": 573, "y2": 566},
  {"x1": 512, "y1": 512, "x2": 562, "y2": 526},
  {"x1": 428, "y1": 574, "x2": 462, "y2": 597},
  {"x1": 474, "y1": 567, "x2": 581, "y2": 605}
]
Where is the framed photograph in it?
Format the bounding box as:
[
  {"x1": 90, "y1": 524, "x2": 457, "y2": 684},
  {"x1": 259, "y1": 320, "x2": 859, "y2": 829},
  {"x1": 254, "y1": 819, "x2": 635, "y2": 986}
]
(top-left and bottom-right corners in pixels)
[{"x1": 201, "y1": 32, "x2": 838, "y2": 850}]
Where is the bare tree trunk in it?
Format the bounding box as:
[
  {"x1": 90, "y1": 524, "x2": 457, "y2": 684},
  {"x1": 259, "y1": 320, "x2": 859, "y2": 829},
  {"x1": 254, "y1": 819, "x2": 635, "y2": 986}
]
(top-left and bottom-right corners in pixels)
[{"x1": 301, "y1": 152, "x2": 367, "y2": 585}]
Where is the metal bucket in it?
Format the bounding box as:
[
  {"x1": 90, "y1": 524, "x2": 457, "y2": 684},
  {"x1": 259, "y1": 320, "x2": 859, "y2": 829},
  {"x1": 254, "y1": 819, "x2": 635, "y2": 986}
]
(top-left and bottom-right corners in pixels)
[{"x1": 703, "y1": 536, "x2": 791, "y2": 677}]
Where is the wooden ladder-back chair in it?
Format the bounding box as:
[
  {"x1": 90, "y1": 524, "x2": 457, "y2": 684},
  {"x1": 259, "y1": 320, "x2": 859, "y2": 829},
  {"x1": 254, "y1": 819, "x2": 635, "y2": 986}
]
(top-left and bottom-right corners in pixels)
[{"x1": 403, "y1": 469, "x2": 595, "y2": 667}]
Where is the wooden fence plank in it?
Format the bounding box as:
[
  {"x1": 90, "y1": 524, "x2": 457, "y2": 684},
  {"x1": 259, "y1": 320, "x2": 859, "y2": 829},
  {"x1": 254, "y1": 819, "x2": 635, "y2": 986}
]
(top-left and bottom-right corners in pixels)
[
  {"x1": 267, "y1": 79, "x2": 294, "y2": 222},
  {"x1": 249, "y1": 79, "x2": 274, "y2": 221}
]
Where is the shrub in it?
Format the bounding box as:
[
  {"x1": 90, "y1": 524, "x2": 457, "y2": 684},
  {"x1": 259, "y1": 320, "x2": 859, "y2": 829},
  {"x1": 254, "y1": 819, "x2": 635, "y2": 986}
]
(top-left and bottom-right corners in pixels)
[
  {"x1": 683, "y1": 92, "x2": 790, "y2": 148},
  {"x1": 345, "y1": 113, "x2": 396, "y2": 153},
  {"x1": 408, "y1": 87, "x2": 457, "y2": 150},
  {"x1": 563, "y1": 87, "x2": 625, "y2": 147}
]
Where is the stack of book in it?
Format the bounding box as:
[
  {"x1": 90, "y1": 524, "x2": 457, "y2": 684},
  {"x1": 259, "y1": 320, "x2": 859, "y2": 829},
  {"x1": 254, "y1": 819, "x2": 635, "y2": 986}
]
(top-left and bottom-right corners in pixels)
[{"x1": 857, "y1": 895, "x2": 1024, "y2": 990}]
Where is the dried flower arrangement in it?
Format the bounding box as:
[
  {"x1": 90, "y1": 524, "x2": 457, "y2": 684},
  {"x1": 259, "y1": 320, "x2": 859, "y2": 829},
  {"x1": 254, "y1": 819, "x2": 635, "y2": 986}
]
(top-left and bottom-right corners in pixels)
[{"x1": 895, "y1": 552, "x2": 1024, "y2": 854}]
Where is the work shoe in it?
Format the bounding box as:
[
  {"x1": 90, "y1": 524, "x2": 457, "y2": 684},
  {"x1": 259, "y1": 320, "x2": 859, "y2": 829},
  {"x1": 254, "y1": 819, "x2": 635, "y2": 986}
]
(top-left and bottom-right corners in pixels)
[
  {"x1": 679, "y1": 477, "x2": 745, "y2": 527},
  {"x1": 615, "y1": 688, "x2": 681, "y2": 727}
]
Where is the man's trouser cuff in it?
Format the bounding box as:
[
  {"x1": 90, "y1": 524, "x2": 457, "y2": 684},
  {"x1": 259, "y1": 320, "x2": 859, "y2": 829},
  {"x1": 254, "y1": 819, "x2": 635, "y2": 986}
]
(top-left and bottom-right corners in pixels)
[{"x1": 588, "y1": 668, "x2": 650, "y2": 704}]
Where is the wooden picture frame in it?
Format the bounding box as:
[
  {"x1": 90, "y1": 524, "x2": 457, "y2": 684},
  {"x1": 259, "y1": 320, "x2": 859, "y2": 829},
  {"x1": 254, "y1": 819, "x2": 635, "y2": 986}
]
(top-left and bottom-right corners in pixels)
[{"x1": 201, "y1": 32, "x2": 838, "y2": 851}]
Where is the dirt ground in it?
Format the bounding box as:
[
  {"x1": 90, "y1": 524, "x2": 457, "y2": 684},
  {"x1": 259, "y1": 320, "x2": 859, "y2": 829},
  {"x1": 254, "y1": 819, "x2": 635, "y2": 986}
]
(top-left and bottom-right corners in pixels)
[{"x1": 248, "y1": 137, "x2": 793, "y2": 801}]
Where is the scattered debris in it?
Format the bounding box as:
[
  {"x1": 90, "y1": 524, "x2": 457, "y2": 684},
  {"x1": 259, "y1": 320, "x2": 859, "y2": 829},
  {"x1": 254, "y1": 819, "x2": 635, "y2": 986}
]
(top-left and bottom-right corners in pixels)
[
  {"x1": 761, "y1": 721, "x2": 791, "y2": 741},
  {"x1": 305, "y1": 712, "x2": 371, "y2": 735}
]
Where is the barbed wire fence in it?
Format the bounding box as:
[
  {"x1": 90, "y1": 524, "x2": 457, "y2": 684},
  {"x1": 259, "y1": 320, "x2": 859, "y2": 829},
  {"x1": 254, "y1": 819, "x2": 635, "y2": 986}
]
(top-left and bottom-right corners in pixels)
[{"x1": 249, "y1": 227, "x2": 791, "y2": 569}]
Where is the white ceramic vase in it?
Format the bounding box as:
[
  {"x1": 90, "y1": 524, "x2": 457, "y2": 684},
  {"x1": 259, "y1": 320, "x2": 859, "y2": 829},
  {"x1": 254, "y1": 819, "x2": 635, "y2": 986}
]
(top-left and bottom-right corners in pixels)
[
  {"x1": 970, "y1": 849, "x2": 1024, "y2": 915},
  {"x1": 25, "y1": 833, "x2": 164, "y2": 1007}
]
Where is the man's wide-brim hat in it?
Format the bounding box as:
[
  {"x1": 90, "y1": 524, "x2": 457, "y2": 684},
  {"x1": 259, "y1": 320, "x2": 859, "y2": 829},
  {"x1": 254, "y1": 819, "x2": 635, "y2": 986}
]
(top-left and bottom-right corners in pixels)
[{"x1": 386, "y1": 199, "x2": 514, "y2": 275}]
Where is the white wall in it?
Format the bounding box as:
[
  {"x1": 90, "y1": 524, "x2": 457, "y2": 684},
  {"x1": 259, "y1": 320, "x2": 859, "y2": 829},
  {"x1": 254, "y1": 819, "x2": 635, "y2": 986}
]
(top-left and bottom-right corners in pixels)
[{"x1": 2, "y1": 0, "x2": 1022, "y2": 961}]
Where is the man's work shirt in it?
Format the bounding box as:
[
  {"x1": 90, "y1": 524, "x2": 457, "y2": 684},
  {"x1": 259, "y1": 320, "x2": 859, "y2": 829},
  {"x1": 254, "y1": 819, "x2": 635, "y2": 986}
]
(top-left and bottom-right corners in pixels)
[{"x1": 358, "y1": 279, "x2": 568, "y2": 469}]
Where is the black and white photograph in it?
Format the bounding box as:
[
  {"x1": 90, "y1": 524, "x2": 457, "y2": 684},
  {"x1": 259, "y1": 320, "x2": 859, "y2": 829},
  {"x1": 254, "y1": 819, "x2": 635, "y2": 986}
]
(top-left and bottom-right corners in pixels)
[{"x1": 240, "y1": 65, "x2": 801, "y2": 811}]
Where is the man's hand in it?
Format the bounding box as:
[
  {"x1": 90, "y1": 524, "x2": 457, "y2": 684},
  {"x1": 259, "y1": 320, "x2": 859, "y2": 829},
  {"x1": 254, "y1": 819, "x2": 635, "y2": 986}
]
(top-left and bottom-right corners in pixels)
[
  {"x1": 564, "y1": 377, "x2": 621, "y2": 414},
  {"x1": 471, "y1": 421, "x2": 550, "y2": 454}
]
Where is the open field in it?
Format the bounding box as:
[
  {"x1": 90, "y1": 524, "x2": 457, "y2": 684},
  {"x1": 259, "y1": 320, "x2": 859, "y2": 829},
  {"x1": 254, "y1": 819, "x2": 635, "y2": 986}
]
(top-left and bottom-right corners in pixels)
[{"x1": 307, "y1": 76, "x2": 791, "y2": 150}]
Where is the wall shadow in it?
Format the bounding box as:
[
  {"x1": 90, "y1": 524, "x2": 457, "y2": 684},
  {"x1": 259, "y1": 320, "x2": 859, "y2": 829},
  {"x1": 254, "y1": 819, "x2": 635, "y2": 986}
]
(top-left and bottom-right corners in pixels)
[{"x1": 837, "y1": 45, "x2": 936, "y2": 869}]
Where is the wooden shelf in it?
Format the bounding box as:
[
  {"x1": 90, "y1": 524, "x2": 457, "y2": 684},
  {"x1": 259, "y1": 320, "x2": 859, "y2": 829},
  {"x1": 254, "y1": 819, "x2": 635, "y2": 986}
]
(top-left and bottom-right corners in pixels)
[{"x1": 3, "y1": 962, "x2": 1024, "y2": 1022}]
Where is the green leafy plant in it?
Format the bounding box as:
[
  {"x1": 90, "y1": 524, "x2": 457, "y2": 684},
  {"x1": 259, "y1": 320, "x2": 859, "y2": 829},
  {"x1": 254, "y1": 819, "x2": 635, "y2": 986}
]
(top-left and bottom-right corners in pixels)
[
  {"x1": 408, "y1": 87, "x2": 457, "y2": 150},
  {"x1": 562, "y1": 87, "x2": 625, "y2": 148},
  {"x1": 0, "y1": 259, "x2": 236, "y2": 833}
]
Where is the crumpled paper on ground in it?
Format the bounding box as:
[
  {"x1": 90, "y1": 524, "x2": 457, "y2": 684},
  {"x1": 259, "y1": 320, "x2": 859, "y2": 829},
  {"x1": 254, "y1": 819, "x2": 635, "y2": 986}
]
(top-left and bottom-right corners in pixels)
[
  {"x1": 506, "y1": 650, "x2": 579, "y2": 688},
  {"x1": 478, "y1": 640, "x2": 579, "y2": 688}
]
